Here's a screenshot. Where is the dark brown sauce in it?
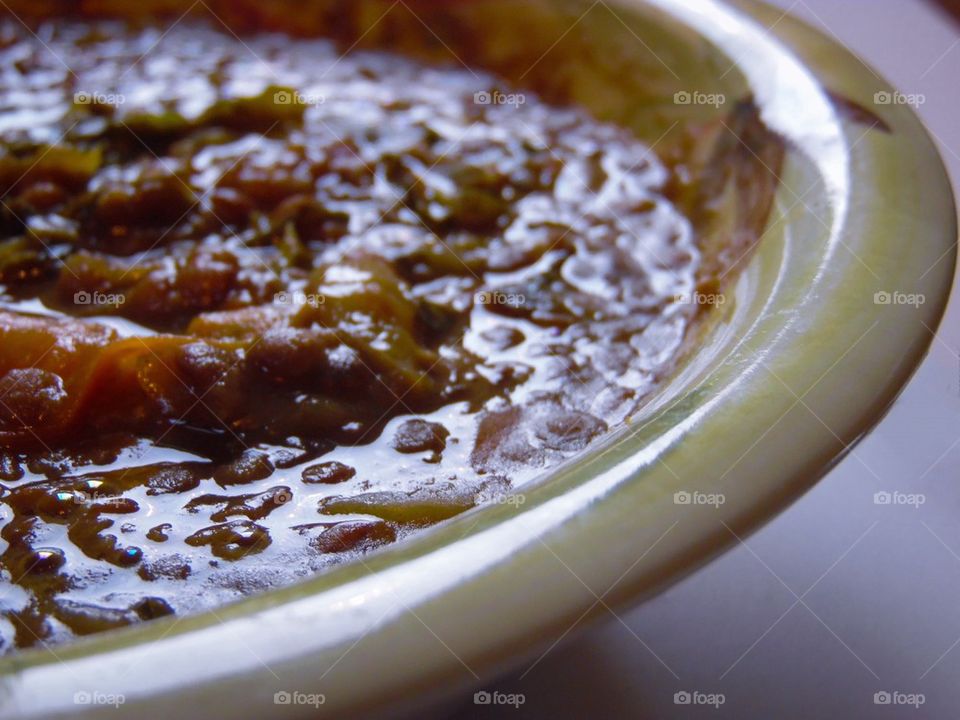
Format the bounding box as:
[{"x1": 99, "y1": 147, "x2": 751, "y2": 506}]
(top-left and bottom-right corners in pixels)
[{"x1": 0, "y1": 18, "x2": 705, "y2": 652}]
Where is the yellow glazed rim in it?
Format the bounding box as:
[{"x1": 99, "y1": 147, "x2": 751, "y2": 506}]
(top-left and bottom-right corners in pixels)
[{"x1": 0, "y1": 1, "x2": 956, "y2": 718}]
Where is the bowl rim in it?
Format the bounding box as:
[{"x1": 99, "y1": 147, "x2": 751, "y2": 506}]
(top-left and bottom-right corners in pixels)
[{"x1": 1, "y1": 0, "x2": 956, "y2": 717}]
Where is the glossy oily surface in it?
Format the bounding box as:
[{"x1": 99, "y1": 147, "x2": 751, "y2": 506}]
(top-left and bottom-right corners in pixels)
[
  {"x1": 0, "y1": 0, "x2": 953, "y2": 718},
  {"x1": 0, "y1": 19, "x2": 708, "y2": 651}
]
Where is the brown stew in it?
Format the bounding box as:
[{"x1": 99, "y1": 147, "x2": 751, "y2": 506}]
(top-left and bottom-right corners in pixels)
[{"x1": 0, "y1": 9, "x2": 776, "y2": 653}]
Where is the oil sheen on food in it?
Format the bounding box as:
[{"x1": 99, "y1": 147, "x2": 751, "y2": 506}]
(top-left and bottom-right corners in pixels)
[{"x1": 0, "y1": 19, "x2": 701, "y2": 651}]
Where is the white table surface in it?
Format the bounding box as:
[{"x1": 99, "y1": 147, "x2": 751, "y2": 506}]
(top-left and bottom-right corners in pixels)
[{"x1": 447, "y1": 1, "x2": 960, "y2": 718}]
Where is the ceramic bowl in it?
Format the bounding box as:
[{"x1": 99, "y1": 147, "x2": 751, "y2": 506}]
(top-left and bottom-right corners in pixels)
[{"x1": 1, "y1": 0, "x2": 955, "y2": 717}]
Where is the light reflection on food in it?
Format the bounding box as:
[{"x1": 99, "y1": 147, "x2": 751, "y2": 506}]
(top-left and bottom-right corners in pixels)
[{"x1": 0, "y1": 8, "x2": 782, "y2": 652}]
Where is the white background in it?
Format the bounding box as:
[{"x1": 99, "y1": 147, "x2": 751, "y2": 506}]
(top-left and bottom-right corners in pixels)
[{"x1": 449, "y1": 1, "x2": 960, "y2": 717}]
